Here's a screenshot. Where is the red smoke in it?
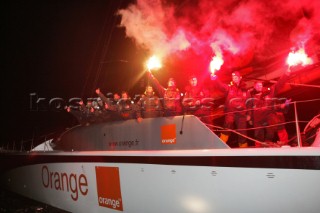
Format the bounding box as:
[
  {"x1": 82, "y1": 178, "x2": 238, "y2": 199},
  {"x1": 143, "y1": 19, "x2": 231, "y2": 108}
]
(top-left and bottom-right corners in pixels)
[{"x1": 118, "y1": 0, "x2": 320, "y2": 76}]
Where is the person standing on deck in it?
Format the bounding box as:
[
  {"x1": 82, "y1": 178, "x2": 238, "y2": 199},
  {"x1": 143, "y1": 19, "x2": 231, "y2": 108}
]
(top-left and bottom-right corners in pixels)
[
  {"x1": 137, "y1": 85, "x2": 163, "y2": 118},
  {"x1": 147, "y1": 72, "x2": 182, "y2": 116},
  {"x1": 182, "y1": 75, "x2": 205, "y2": 116},
  {"x1": 211, "y1": 71, "x2": 249, "y2": 148},
  {"x1": 246, "y1": 69, "x2": 291, "y2": 147}
]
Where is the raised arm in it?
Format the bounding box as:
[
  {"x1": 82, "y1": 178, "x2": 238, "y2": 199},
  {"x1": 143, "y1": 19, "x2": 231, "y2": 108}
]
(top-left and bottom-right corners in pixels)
[
  {"x1": 95, "y1": 88, "x2": 109, "y2": 103},
  {"x1": 147, "y1": 72, "x2": 165, "y2": 97}
]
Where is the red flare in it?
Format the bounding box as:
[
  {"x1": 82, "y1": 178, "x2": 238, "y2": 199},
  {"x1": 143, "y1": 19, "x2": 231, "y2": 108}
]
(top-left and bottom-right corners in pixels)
[
  {"x1": 209, "y1": 55, "x2": 224, "y2": 75},
  {"x1": 146, "y1": 55, "x2": 162, "y2": 71},
  {"x1": 286, "y1": 48, "x2": 313, "y2": 67}
]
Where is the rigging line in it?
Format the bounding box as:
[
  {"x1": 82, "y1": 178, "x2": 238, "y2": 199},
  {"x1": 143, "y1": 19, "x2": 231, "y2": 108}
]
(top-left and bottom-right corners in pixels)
[
  {"x1": 294, "y1": 98, "x2": 320, "y2": 104},
  {"x1": 206, "y1": 124, "x2": 296, "y2": 147},
  {"x1": 303, "y1": 132, "x2": 319, "y2": 143},
  {"x1": 263, "y1": 130, "x2": 317, "y2": 144},
  {"x1": 91, "y1": 2, "x2": 115, "y2": 91},
  {"x1": 202, "y1": 120, "x2": 309, "y2": 132},
  {"x1": 244, "y1": 73, "x2": 320, "y2": 89},
  {"x1": 204, "y1": 120, "x2": 318, "y2": 146},
  {"x1": 226, "y1": 120, "x2": 308, "y2": 132},
  {"x1": 270, "y1": 81, "x2": 320, "y2": 89},
  {"x1": 199, "y1": 98, "x2": 320, "y2": 119},
  {"x1": 206, "y1": 124, "x2": 275, "y2": 146},
  {"x1": 81, "y1": 1, "x2": 118, "y2": 98},
  {"x1": 92, "y1": 0, "x2": 123, "y2": 93},
  {"x1": 303, "y1": 113, "x2": 320, "y2": 133}
]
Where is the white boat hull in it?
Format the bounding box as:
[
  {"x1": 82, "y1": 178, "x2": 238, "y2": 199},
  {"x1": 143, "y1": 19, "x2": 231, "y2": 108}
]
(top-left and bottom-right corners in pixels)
[{"x1": 1, "y1": 148, "x2": 320, "y2": 213}]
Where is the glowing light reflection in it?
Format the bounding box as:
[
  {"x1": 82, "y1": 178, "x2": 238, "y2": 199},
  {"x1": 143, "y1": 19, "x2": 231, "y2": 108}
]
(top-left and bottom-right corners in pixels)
[{"x1": 181, "y1": 195, "x2": 209, "y2": 213}]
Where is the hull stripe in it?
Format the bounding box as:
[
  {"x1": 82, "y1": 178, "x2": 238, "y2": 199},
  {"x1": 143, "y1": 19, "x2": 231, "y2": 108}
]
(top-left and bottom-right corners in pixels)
[{"x1": 1, "y1": 154, "x2": 320, "y2": 172}]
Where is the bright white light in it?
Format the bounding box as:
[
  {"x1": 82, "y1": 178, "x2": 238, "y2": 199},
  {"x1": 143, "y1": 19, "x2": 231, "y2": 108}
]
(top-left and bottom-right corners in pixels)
[
  {"x1": 209, "y1": 55, "x2": 224, "y2": 75},
  {"x1": 286, "y1": 48, "x2": 313, "y2": 67},
  {"x1": 146, "y1": 55, "x2": 162, "y2": 71}
]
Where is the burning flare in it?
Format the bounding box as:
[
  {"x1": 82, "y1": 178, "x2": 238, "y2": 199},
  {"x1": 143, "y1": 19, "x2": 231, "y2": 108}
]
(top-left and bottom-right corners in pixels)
[
  {"x1": 286, "y1": 48, "x2": 313, "y2": 67},
  {"x1": 146, "y1": 55, "x2": 162, "y2": 71},
  {"x1": 209, "y1": 55, "x2": 224, "y2": 75}
]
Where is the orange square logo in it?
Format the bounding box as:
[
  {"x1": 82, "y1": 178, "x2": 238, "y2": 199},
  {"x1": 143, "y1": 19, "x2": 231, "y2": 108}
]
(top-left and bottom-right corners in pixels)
[
  {"x1": 161, "y1": 124, "x2": 176, "y2": 144},
  {"x1": 95, "y1": 166, "x2": 123, "y2": 211}
]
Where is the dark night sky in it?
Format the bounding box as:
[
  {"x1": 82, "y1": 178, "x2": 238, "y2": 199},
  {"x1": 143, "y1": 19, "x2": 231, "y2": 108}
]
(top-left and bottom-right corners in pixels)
[
  {"x1": 2, "y1": 0, "x2": 144, "y2": 145},
  {"x1": 2, "y1": 0, "x2": 320, "y2": 147}
]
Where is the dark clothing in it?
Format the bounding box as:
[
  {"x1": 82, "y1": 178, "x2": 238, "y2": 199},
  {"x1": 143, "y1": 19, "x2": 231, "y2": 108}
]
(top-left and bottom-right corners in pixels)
[
  {"x1": 137, "y1": 93, "x2": 163, "y2": 118},
  {"x1": 148, "y1": 73, "x2": 182, "y2": 116},
  {"x1": 225, "y1": 111, "x2": 247, "y2": 139},
  {"x1": 105, "y1": 99, "x2": 122, "y2": 121},
  {"x1": 68, "y1": 107, "x2": 86, "y2": 125},
  {"x1": 79, "y1": 103, "x2": 96, "y2": 124},
  {"x1": 96, "y1": 92, "x2": 122, "y2": 121},
  {"x1": 117, "y1": 99, "x2": 141, "y2": 120},
  {"x1": 182, "y1": 84, "x2": 215, "y2": 126},
  {"x1": 199, "y1": 95, "x2": 216, "y2": 126},
  {"x1": 212, "y1": 77, "x2": 248, "y2": 144},
  {"x1": 274, "y1": 99, "x2": 289, "y2": 143},
  {"x1": 247, "y1": 88, "x2": 273, "y2": 141},
  {"x1": 215, "y1": 79, "x2": 248, "y2": 113},
  {"x1": 251, "y1": 112, "x2": 278, "y2": 142},
  {"x1": 182, "y1": 85, "x2": 205, "y2": 115},
  {"x1": 162, "y1": 87, "x2": 181, "y2": 116},
  {"x1": 96, "y1": 91, "x2": 109, "y2": 103},
  {"x1": 246, "y1": 73, "x2": 289, "y2": 142},
  {"x1": 92, "y1": 104, "x2": 105, "y2": 123},
  {"x1": 274, "y1": 98, "x2": 290, "y2": 126}
]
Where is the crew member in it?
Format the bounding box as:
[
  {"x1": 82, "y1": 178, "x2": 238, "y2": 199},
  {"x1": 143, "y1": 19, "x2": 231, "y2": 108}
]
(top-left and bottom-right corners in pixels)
[
  {"x1": 137, "y1": 85, "x2": 163, "y2": 118},
  {"x1": 148, "y1": 72, "x2": 182, "y2": 116},
  {"x1": 117, "y1": 91, "x2": 142, "y2": 122},
  {"x1": 246, "y1": 69, "x2": 291, "y2": 147},
  {"x1": 182, "y1": 75, "x2": 205, "y2": 116},
  {"x1": 211, "y1": 71, "x2": 249, "y2": 148},
  {"x1": 95, "y1": 88, "x2": 122, "y2": 121}
]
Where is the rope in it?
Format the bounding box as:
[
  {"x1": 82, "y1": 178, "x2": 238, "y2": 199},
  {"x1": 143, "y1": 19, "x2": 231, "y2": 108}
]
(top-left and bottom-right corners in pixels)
[
  {"x1": 92, "y1": 1, "x2": 122, "y2": 92},
  {"x1": 205, "y1": 124, "x2": 280, "y2": 147},
  {"x1": 198, "y1": 97, "x2": 320, "y2": 146},
  {"x1": 294, "y1": 98, "x2": 320, "y2": 104},
  {"x1": 81, "y1": 3, "x2": 113, "y2": 97},
  {"x1": 200, "y1": 98, "x2": 320, "y2": 119},
  {"x1": 232, "y1": 120, "x2": 309, "y2": 131}
]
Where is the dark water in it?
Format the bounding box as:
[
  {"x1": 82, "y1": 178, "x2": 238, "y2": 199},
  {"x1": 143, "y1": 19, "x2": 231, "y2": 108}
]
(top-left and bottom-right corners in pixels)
[{"x1": 0, "y1": 189, "x2": 69, "y2": 213}]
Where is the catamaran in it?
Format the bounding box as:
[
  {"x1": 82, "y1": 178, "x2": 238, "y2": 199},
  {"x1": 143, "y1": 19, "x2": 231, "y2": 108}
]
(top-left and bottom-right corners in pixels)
[{"x1": 1, "y1": 115, "x2": 319, "y2": 213}]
